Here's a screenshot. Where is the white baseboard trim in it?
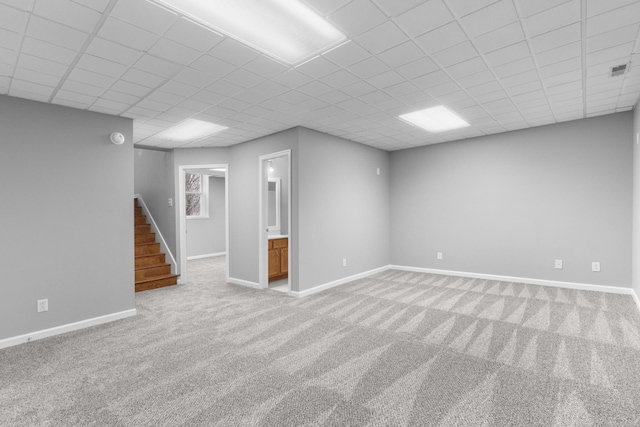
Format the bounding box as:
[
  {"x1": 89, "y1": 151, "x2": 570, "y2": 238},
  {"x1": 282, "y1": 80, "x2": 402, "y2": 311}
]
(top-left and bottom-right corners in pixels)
[
  {"x1": 390, "y1": 265, "x2": 634, "y2": 296},
  {"x1": 0, "y1": 309, "x2": 137, "y2": 350},
  {"x1": 290, "y1": 266, "x2": 390, "y2": 298},
  {"x1": 631, "y1": 289, "x2": 640, "y2": 313},
  {"x1": 227, "y1": 277, "x2": 261, "y2": 289},
  {"x1": 187, "y1": 252, "x2": 226, "y2": 261}
]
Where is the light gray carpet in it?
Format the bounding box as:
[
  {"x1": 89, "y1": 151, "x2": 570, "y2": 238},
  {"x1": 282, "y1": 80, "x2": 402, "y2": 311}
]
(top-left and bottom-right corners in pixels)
[{"x1": 2, "y1": 257, "x2": 640, "y2": 426}]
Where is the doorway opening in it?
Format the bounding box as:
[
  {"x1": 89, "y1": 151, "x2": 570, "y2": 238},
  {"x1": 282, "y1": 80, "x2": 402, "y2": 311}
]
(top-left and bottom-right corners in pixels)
[
  {"x1": 178, "y1": 164, "x2": 229, "y2": 285},
  {"x1": 259, "y1": 150, "x2": 291, "y2": 293}
]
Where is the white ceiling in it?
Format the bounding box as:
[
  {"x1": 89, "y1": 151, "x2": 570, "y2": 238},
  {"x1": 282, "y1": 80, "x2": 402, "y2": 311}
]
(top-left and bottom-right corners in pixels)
[{"x1": 0, "y1": 0, "x2": 638, "y2": 151}]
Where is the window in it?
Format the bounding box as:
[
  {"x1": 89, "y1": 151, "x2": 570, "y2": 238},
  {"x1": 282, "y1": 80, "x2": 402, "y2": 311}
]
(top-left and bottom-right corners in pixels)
[{"x1": 185, "y1": 172, "x2": 209, "y2": 218}]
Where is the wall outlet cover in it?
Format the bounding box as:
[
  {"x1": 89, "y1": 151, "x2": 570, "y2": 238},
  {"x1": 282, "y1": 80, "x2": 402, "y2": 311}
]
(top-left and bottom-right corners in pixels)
[
  {"x1": 37, "y1": 299, "x2": 48, "y2": 312},
  {"x1": 437, "y1": 252, "x2": 443, "y2": 260},
  {"x1": 555, "y1": 259, "x2": 563, "y2": 269},
  {"x1": 592, "y1": 262, "x2": 601, "y2": 272}
]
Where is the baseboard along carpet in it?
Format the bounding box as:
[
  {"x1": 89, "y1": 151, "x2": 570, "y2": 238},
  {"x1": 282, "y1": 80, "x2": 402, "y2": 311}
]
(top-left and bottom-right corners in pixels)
[{"x1": 2, "y1": 257, "x2": 640, "y2": 426}]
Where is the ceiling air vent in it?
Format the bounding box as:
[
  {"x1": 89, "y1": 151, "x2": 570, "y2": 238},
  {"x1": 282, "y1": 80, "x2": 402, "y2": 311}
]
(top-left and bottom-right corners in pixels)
[{"x1": 611, "y1": 64, "x2": 628, "y2": 77}]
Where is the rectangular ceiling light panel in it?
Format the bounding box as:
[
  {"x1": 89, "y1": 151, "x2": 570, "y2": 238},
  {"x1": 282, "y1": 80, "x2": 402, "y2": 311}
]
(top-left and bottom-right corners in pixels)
[
  {"x1": 157, "y1": 119, "x2": 228, "y2": 141},
  {"x1": 399, "y1": 106, "x2": 470, "y2": 133},
  {"x1": 152, "y1": 0, "x2": 346, "y2": 65}
]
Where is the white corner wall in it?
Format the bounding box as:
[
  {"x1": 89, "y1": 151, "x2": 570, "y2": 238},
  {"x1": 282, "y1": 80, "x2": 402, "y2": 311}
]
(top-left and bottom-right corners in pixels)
[
  {"x1": 0, "y1": 95, "x2": 135, "y2": 344},
  {"x1": 632, "y1": 103, "x2": 640, "y2": 301}
]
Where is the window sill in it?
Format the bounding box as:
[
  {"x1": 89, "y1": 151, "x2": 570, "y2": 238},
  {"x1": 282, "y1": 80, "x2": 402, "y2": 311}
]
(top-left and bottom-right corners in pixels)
[{"x1": 187, "y1": 216, "x2": 210, "y2": 220}]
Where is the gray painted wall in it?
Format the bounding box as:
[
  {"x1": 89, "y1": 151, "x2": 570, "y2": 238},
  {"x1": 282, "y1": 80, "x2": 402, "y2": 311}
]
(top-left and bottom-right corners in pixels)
[
  {"x1": 134, "y1": 148, "x2": 176, "y2": 257},
  {"x1": 0, "y1": 95, "x2": 134, "y2": 340},
  {"x1": 298, "y1": 128, "x2": 391, "y2": 292},
  {"x1": 633, "y1": 104, "x2": 640, "y2": 296},
  {"x1": 187, "y1": 176, "x2": 226, "y2": 257},
  {"x1": 391, "y1": 113, "x2": 633, "y2": 288}
]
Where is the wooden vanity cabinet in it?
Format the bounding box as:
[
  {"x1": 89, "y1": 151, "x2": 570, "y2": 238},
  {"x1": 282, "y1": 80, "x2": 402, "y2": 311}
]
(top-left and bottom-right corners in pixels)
[{"x1": 268, "y1": 237, "x2": 288, "y2": 282}]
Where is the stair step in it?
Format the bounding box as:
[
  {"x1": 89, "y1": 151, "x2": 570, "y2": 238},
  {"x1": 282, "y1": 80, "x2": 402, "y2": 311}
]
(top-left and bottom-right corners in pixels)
[
  {"x1": 135, "y1": 215, "x2": 147, "y2": 225},
  {"x1": 135, "y1": 224, "x2": 151, "y2": 235},
  {"x1": 135, "y1": 253, "x2": 166, "y2": 267},
  {"x1": 135, "y1": 274, "x2": 178, "y2": 292},
  {"x1": 135, "y1": 263, "x2": 172, "y2": 281},
  {"x1": 134, "y1": 206, "x2": 143, "y2": 216},
  {"x1": 135, "y1": 233, "x2": 156, "y2": 244},
  {"x1": 135, "y1": 242, "x2": 160, "y2": 256}
]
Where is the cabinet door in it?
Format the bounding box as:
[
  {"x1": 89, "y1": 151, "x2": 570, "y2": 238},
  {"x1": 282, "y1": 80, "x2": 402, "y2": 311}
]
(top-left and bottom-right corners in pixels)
[
  {"x1": 268, "y1": 248, "x2": 280, "y2": 277},
  {"x1": 280, "y1": 247, "x2": 288, "y2": 274}
]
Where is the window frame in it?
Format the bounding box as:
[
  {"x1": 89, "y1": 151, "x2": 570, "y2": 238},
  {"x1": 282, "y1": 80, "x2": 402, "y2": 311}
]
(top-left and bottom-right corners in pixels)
[{"x1": 185, "y1": 172, "x2": 210, "y2": 219}]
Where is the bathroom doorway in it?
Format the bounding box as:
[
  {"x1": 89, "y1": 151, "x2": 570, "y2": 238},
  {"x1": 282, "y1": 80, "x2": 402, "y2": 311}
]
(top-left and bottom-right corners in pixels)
[{"x1": 259, "y1": 150, "x2": 291, "y2": 293}]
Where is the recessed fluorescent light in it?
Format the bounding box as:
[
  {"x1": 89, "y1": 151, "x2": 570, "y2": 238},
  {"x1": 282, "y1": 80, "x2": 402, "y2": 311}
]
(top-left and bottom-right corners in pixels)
[
  {"x1": 399, "y1": 106, "x2": 470, "y2": 133},
  {"x1": 150, "y1": 0, "x2": 346, "y2": 65},
  {"x1": 157, "y1": 119, "x2": 228, "y2": 141}
]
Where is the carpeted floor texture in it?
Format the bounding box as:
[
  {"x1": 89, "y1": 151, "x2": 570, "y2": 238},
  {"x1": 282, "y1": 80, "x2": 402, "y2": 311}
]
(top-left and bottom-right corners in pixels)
[{"x1": 2, "y1": 257, "x2": 640, "y2": 426}]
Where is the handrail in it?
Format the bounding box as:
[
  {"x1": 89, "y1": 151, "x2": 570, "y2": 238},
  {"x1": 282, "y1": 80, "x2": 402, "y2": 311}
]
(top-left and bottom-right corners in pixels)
[{"x1": 134, "y1": 194, "x2": 178, "y2": 275}]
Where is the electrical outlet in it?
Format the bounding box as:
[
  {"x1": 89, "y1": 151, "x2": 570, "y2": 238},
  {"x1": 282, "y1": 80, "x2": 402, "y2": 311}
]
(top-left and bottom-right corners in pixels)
[
  {"x1": 592, "y1": 262, "x2": 601, "y2": 272},
  {"x1": 376, "y1": 167, "x2": 380, "y2": 175},
  {"x1": 168, "y1": 198, "x2": 173, "y2": 207},
  {"x1": 342, "y1": 258, "x2": 347, "y2": 267},
  {"x1": 437, "y1": 252, "x2": 443, "y2": 260},
  {"x1": 37, "y1": 299, "x2": 48, "y2": 313},
  {"x1": 555, "y1": 259, "x2": 563, "y2": 269}
]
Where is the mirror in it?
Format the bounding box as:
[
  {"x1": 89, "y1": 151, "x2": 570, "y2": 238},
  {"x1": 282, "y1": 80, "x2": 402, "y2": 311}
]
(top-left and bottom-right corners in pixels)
[{"x1": 268, "y1": 178, "x2": 281, "y2": 234}]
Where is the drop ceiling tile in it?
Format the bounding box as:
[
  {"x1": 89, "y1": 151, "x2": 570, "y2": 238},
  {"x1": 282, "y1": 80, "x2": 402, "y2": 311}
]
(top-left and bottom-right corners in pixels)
[
  {"x1": 348, "y1": 57, "x2": 390, "y2": 79},
  {"x1": 322, "y1": 69, "x2": 360, "y2": 88},
  {"x1": 148, "y1": 37, "x2": 200, "y2": 65},
  {"x1": 530, "y1": 23, "x2": 581, "y2": 54},
  {"x1": 493, "y1": 57, "x2": 536, "y2": 78},
  {"x1": 536, "y1": 41, "x2": 581, "y2": 67},
  {"x1": 394, "y1": 0, "x2": 453, "y2": 37},
  {"x1": 71, "y1": 0, "x2": 110, "y2": 12},
  {"x1": 435, "y1": 42, "x2": 481, "y2": 69},
  {"x1": 340, "y1": 80, "x2": 377, "y2": 97},
  {"x1": 242, "y1": 55, "x2": 288, "y2": 79},
  {"x1": 17, "y1": 53, "x2": 69, "y2": 77},
  {"x1": 587, "y1": 24, "x2": 640, "y2": 53},
  {"x1": 27, "y1": 15, "x2": 88, "y2": 50},
  {"x1": 134, "y1": 54, "x2": 182, "y2": 78},
  {"x1": 298, "y1": 79, "x2": 336, "y2": 97},
  {"x1": 92, "y1": 98, "x2": 129, "y2": 112},
  {"x1": 54, "y1": 89, "x2": 96, "y2": 104},
  {"x1": 316, "y1": 90, "x2": 351, "y2": 104},
  {"x1": 33, "y1": 0, "x2": 99, "y2": 32},
  {"x1": 460, "y1": 0, "x2": 518, "y2": 37},
  {"x1": 209, "y1": 38, "x2": 261, "y2": 66},
  {"x1": 271, "y1": 70, "x2": 314, "y2": 89},
  {"x1": 480, "y1": 28, "x2": 527, "y2": 58},
  {"x1": 323, "y1": 40, "x2": 370, "y2": 67},
  {"x1": 296, "y1": 56, "x2": 341, "y2": 79},
  {"x1": 165, "y1": 17, "x2": 224, "y2": 52},
  {"x1": 377, "y1": 40, "x2": 424, "y2": 67},
  {"x1": 13, "y1": 67, "x2": 61, "y2": 87},
  {"x1": 68, "y1": 68, "x2": 115, "y2": 88},
  {"x1": 189, "y1": 55, "x2": 235, "y2": 77},
  {"x1": 501, "y1": 70, "x2": 539, "y2": 88},
  {"x1": 121, "y1": 68, "x2": 166, "y2": 88},
  {"x1": 484, "y1": 41, "x2": 529, "y2": 67},
  {"x1": 0, "y1": 28, "x2": 19, "y2": 52},
  {"x1": 372, "y1": 0, "x2": 424, "y2": 17},
  {"x1": 427, "y1": 81, "x2": 461, "y2": 97},
  {"x1": 588, "y1": 2, "x2": 640, "y2": 37},
  {"x1": 356, "y1": 21, "x2": 408, "y2": 54},
  {"x1": 61, "y1": 79, "x2": 104, "y2": 96},
  {"x1": 111, "y1": 80, "x2": 152, "y2": 97},
  {"x1": 446, "y1": 0, "x2": 499, "y2": 17},
  {"x1": 160, "y1": 80, "x2": 201, "y2": 97},
  {"x1": 86, "y1": 37, "x2": 142, "y2": 66},
  {"x1": 586, "y1": 42, "x2": 634, "y2": 67},
  {"x1": 587, "y1": 0, "x2": 640, "y2": 18},
  {"x1": 468, "y1": 80, "x2": 503, "y2": 96},
  {"x1": 251, "y1": 81, "x2": 289, "y2": 97},
  {"x1": 0, "y1": 3, "x2": 27, "y2": 33},
  {"x1": 98, "y1": 17, "x2": 158, "y2": 52},
  {"x1": 457, "y1": 70, "x2": 496, "y2": 88},
  {"x1": 223, "y1": 68, "x2": 265, "y2": 89},
  {"x1": 190, "y1": 89, "x2": 227, "y2": 105},
  {"x1": 172, "y1": 68, "x2": 216, "y2": 89},
  {"x1": 0, "y1": 0, "x2": 34, "y2": 11},
  {"x1": 102, "y1": 90, "x2": 140, "y2": 104},
  {"x1": 508, "y1": 80, "x2": 543, "y2": 96},
  {"x1": 525, "y1": 0, "x2": 580, "y2": 38},
  {"x1": 77, "y1": 54, "x2": 128, "y2": 77},
  {"x1": 548, "y1": 88, "x2": 582, "y2": 102},
  {"x1": 330, "y1": 0, "x2": 387, "y2": 36},
  {"x1": 543, "y1": 69, "x2": 582, "y2": 87},
  {"x1": 412, "y1": 70, "x2": 451, "y2": 89},
  {"x1": 415, "y1": 21, "x2": 468, "y2": 54},
  {"x1": 367, "y1": 69, "x2": 406, "y2": 88},
  {"x1": 395, "y1": 57, "x2": 439, "y2": 79},
  {"x1": 0, "y1": 62, "x2": 12, "y2": 77},
  {"x1": 384, "y1": 81, "x2": 419, "y2": 97},
  {"x1": 303, "y1": 0, "x2": 351, "y2": 15},
  {"x1": 111, "y1": 0, "x2": 178, "y2": 35},
  {"x1": 446, "y1": 57, "x2": 488, "y2": 79},
  {"x1": 473, "y1": 89, "x2": 508, "y2": 103},
  {"x1": 20, "y1": 37, "x2": 76, "y2": 65}
]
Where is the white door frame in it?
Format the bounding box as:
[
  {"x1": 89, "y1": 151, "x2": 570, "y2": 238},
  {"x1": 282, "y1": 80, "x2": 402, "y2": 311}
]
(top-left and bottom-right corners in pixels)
[
  {"x1": 177, "y1": 163, "x2": 230, "y2": 285},
  {"x1": 259, "y1": 150, "x2": 292, "y2": 291}
]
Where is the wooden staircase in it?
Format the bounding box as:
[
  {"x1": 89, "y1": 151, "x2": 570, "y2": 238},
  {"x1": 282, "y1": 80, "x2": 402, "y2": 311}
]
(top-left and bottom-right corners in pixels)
[{"x1": 134, "y1": 199, "x2": 178, "y2": 292}]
